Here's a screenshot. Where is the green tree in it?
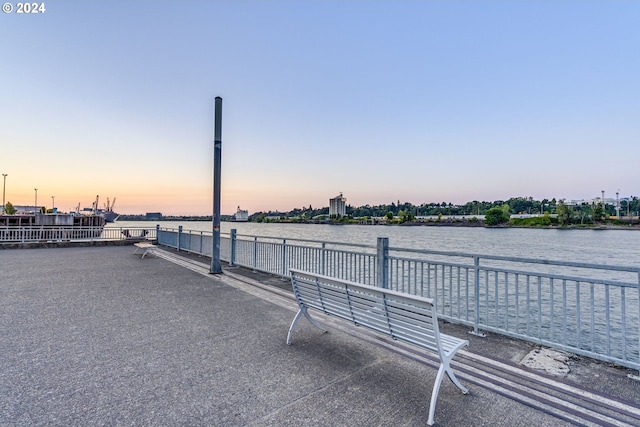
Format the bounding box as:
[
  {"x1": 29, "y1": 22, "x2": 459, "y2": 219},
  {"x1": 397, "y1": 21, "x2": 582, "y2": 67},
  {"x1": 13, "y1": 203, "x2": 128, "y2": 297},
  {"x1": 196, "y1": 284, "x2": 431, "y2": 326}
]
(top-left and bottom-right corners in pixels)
[
  {"x1": 592, "y1": 203, "x2": 605, "y2": 222},
  {"x1": 385, "y1": 211, "x2": 394, "y2": 221},
  {"x1": 485, "y1": 206, "x2": 509, "y2": 226},
  {"x1": 4, "y1": 201, "x2": 16, "y2": 215},
  {"x1": 575, "y1": 203, "x2": 593, "y2": 224},
  {"x1": 556, "y1": 200, "x2": 574, "y2": 225},
  {"x1": 398, "y1": 210, "x2": 415, "y2": 223},
  {"x1": 501, "y1": 204, "x2": 511, "y2": 219}
]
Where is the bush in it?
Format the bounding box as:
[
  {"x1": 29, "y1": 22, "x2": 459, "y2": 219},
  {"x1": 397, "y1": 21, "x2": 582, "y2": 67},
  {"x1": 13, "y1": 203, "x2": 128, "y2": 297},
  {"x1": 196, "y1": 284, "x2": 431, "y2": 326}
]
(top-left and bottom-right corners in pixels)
[
  {"x1": 509, "y1": 215, "x2": 552, "y2": 227},
  {"x1": 485, "y1": 207, "x2": 509, "y2": 226}
]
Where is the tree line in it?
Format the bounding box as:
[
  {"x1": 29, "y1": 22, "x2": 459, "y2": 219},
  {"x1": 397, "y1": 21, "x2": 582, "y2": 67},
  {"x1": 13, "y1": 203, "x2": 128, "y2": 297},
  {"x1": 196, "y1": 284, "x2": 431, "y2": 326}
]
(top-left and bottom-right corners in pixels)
[{"x1": 250, "y1": 196, "x2": 640, "y2": 226}]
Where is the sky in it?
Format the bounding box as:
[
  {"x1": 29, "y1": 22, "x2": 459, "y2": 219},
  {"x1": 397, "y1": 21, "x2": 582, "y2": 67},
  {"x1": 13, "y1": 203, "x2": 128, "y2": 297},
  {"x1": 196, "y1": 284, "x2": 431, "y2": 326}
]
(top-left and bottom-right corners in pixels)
[{"x1": 1, "y1": 1, "x2": 638, "y2": 216}]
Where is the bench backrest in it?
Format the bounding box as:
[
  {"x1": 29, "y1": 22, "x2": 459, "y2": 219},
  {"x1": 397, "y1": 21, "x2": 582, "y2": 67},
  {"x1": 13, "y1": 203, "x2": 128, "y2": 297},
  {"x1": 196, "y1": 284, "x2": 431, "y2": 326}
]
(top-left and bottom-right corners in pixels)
[{"x1": 290, "y1": 269, "x2": 444, "y2": 357}]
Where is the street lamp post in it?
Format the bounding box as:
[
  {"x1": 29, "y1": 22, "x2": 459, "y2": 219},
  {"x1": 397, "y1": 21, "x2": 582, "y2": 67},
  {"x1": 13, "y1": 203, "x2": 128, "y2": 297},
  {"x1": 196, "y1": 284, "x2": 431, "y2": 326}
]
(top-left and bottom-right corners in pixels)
[
  {"x1": 2, "y1": 173, "x2": 7, "y2": 214},
  {"x1": 52, "y1": 196, "x2": 55, "y2": 211},
  {"x1": 210, "y1": 96, "x2": 223, "y2": 274},
  {"x1": 34, "y1": 188, "x2": 38, "y2": 212}
]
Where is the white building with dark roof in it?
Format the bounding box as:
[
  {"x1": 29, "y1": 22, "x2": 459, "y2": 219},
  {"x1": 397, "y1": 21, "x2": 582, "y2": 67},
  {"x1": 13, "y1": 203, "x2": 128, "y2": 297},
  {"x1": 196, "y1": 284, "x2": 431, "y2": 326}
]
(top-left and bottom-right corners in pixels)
[{"x1": 329, "y1": 193, "x2": 347, "y2": 217}]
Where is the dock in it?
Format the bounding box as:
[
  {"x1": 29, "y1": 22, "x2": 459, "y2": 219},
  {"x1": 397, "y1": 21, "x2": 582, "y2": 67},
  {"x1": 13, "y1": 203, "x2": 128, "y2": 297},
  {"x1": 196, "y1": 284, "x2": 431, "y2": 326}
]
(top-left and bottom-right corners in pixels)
[{"x1": 1, "y1": 244, "x2": 639, "y2": 426}]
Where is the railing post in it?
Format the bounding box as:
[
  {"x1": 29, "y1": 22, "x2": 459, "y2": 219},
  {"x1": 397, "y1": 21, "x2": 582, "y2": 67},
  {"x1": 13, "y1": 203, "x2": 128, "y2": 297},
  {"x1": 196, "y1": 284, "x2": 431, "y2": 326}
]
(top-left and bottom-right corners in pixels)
[
  {"x1": 377, "y1": 237, "x2": 389, "y2": 289},
  {"x1": 177, "y1": 226, "x2": 182, "y2": 252},
  {"x1": 156, "y1": 224, "x2": 160, "y2": 243},
  {"x1": 321, "y1": 242, "x2": 326, "y2": 275},
  {"x1": 630, "y1": 271, "x2": 640, "y2": 380},
  {"x1": 230, "y1": 229, "x2": 237, "y2": 266},
  {"x1": 253, "y1": 236, "x2": 258, "y2": 272},
  {"x1": 282, "y1": 239, "x2": 287, "y2": 278},
  {"x1": 470, "y1": 255, "x2": 486, "y2": 337}
]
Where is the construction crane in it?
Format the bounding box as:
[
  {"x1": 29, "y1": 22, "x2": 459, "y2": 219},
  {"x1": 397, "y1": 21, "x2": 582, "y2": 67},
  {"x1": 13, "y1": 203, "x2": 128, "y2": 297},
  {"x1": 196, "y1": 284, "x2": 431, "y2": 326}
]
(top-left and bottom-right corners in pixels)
[{"x1": 104, "y1": 197, "x2": 116, "y2": 212}]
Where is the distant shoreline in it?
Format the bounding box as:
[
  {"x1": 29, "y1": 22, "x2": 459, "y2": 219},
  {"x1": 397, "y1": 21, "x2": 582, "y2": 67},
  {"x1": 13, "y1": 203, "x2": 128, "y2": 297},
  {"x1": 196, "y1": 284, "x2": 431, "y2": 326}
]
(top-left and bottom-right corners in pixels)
[
  {"x1": 113, "y1": 218, "x2": 640, "y2": 230},
  {"x1": 397, "y1": 220, "x2": 640, "y2": 230}
]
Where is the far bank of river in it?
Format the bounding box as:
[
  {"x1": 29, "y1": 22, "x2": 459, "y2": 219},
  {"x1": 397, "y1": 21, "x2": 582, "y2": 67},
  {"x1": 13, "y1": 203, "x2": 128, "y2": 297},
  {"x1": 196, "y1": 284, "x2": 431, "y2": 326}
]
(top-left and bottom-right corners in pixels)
[{"x1": 398, "y1": 221, "x2": 640, "y2": 230}]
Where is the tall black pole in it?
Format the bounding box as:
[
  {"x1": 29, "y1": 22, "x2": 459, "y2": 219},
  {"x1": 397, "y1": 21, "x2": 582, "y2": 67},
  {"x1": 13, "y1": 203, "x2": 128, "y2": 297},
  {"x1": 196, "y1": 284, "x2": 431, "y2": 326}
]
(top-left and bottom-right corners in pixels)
[{"x1": 210, "y1": 96, "x2": 223, "y2": 273}]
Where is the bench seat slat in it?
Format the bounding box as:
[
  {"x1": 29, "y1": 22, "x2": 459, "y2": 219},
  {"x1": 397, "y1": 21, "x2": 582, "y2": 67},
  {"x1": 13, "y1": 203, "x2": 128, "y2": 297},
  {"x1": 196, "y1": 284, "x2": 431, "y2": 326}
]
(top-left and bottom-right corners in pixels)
[
  {"x1": 389, "y1": 324, "x2": 439, "y2": 347},
  {"x1": 304, "y1": 300, "x2": 352, "y2": 320},
  {"x1": 387, "y1": 301, "x2": 436, "y2": 316},
  {"x1": 351, "y1": 310, "x2": 390, "y2": 329},
  {"x1": 387, "y1": 310, "x2": 436, "y2": 330},
  {"x1": 388, "y1": 319, "x2": 438, "y2": 336},
  {"x1": 297, "y1": 291, "x2": 351, "y2": 311}
]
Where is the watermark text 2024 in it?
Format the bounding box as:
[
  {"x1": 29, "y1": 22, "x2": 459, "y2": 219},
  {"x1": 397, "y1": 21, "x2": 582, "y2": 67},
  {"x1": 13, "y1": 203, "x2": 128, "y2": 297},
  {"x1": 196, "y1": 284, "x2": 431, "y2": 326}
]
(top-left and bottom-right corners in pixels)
[{"x1": 2, "y1": 3, "x2": 46, "y2": 14}]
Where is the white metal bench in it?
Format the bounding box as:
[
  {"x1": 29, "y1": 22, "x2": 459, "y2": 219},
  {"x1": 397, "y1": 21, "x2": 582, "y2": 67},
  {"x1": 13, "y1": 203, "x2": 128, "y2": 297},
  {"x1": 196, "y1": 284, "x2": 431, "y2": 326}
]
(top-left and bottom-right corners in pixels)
[
  {"x1": 287, "y1": 269, "x2": 469, "y2": 426},
  {"x1": 133, "y1": 242, "x2": 156, "y2": 259}
]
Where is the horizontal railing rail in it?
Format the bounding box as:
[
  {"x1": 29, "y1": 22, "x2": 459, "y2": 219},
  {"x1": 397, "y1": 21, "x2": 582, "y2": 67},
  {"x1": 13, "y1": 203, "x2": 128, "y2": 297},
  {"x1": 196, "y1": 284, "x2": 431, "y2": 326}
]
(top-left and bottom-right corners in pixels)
[
  {"x1": 157, "y1": 226, "x2": 640, "y2": 374},
  {"x1": 0, "y1": 225, "x2": 157, "y2": 243}
]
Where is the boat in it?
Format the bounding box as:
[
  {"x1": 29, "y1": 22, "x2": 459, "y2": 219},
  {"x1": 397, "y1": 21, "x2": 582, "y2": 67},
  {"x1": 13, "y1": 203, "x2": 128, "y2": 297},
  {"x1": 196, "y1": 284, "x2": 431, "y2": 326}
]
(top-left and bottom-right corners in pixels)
[
  {"x1": 102, "y1": 211, "x2": 119, "y2": 223},
  {"x1": 82, "y1": 195, "x2": 119, "y2": 222},
  {"x1": 0, "y1": 212, "x2": 106, "y2": 242},
  {"x1": 101, "y1": 197, "x2": 119, "y2": 222}
]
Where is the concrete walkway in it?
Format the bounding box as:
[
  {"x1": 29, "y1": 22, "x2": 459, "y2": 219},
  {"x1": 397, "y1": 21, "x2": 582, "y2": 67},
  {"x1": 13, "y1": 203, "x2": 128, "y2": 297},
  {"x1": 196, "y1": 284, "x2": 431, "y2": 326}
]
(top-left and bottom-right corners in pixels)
[{"x1": 1, "y1": 245, "x2": 639, "y2": 426}]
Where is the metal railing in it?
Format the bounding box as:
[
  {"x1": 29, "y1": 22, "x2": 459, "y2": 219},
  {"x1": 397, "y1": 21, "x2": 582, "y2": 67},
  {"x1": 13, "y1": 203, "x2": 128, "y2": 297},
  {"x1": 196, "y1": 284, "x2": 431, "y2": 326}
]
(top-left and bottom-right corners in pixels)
[
  {"x1": 385, "y1": 247, "x2": 640, "y2": 373},
  {"x1": 158, "y1": 227, "x2": 640, "y2": 373},
  {"x1": 0, "y1": 225, "x2": 157, "y2": 243}
]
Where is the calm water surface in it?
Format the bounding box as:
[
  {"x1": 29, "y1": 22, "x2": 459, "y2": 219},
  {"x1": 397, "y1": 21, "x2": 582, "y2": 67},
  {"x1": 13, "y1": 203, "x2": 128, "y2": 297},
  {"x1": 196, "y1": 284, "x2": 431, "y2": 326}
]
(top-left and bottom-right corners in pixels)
[{"x1": 109, "y1": 221, "x2": 640, "y2": 268}]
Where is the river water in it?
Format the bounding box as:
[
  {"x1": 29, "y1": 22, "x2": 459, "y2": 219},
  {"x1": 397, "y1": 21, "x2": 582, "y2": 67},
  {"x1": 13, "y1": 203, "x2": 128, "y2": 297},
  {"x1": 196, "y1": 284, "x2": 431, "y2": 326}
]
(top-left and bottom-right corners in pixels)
[{"x1": 108, "y1": 221, "x2": 640, "y2": 268}]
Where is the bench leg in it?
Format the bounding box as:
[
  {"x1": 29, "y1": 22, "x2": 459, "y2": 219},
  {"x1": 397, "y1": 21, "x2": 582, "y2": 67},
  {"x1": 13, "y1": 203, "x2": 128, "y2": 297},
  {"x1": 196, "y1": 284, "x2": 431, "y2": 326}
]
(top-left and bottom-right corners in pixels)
[
  {"x1": 140, "y1": 248, "x2": 156, "y2": 259},
  {"x1": 444, "y1": 364, "x2": 468, "y2": 395},
  {"x1": 427, "y1": 355, "x2": 468, "y2": 425},
  {"x1": 287, "y1": 307, "x2": 327, "y2": 345}
]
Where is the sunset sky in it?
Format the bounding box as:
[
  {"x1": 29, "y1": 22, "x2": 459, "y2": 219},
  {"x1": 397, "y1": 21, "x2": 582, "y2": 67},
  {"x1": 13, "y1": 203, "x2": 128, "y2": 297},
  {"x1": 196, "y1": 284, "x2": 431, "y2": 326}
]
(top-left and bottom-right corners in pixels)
[{"x1": 1, "y1": 1, "x2": 638, "y2": 216}]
